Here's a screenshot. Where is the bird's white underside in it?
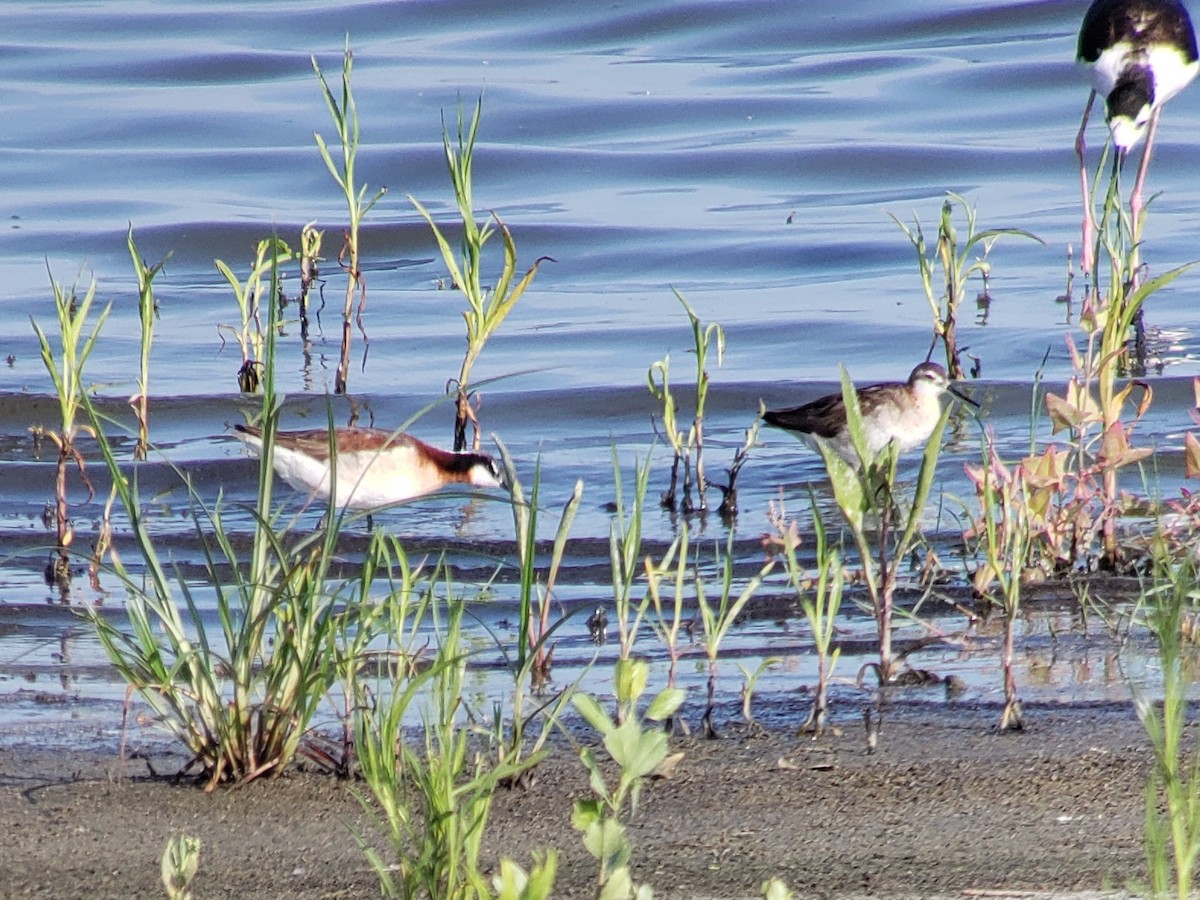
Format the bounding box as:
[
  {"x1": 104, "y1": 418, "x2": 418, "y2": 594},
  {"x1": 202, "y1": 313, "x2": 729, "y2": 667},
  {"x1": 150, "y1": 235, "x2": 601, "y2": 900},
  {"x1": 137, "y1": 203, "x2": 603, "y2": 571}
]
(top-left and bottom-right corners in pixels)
[
  {"x1": 235, "y1": 432, "x2": 491, "y2": 509},
  {"x1": 811, "y1": 378, "x2": 947, "y2": 465}
]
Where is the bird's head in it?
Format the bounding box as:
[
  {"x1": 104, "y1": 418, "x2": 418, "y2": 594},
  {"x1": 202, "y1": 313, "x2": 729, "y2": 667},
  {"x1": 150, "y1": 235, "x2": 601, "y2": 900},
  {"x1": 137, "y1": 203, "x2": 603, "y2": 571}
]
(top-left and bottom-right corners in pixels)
[
  {"x1": 909, "y1": 361, "x2": 977, "y2": 407},
  {"x1": 469, "y1": 455, "x2": 507, "y2": 490},
  {"x1": 1106, "y1": 68, "x2": 1154, "y2": 151},
  {"x1": 908, "y1": 362, "x2": 949, "y2": 397}
]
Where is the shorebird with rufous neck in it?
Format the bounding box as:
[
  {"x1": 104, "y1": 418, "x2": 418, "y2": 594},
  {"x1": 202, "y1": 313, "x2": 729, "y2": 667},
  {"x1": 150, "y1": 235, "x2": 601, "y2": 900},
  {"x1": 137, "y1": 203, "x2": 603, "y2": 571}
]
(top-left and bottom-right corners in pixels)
[
  {"x1": 232, "y1": 424, "x2": 505, "y2": 512},
  {"x1": 761, "y1": 362, "x2": 974, "y2": 466}
]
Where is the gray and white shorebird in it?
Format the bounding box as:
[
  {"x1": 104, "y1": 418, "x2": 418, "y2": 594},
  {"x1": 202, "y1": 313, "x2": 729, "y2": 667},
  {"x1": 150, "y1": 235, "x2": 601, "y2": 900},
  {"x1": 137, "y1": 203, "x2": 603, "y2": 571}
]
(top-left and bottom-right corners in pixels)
[
  {"x1": 232, "y1": 424, "x2": 505, "y2": 510},
  {"x1": 761, "y1": 362, "x2": 972, "y2": 465}
]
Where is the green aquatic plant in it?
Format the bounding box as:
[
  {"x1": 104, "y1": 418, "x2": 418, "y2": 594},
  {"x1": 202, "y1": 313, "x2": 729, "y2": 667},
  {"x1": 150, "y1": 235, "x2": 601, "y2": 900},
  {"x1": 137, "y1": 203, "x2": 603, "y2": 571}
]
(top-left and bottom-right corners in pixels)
[
  {"x1": 645, "y1": 525, "x2": 687, "y2": 697},
  {"x1": 608, "y1": 450, "x2": 655, "y2": 672},
  {"x1": 647, "y1": 290, "x2": 725, "y2": 514},
  {"x1": 1137, "y1": 550, "x2": 1200, "y2": 899},
  {"x1": 490, "y1": 439, "x2": 578, "y2": 778},
  {"x1": 411, "y1": 98, "x2": 549, "y2": 451},
  {"x1": 296, "y1": 220, "x2": 324, "y2": 343},
  {"x1": 694, "y1": 532, "x2": 774, "y2": 738},
  {"x1": 891, "y1": 191, "x2": 1041, "y2": 379},
  {"x1": 502, "y1": 442, "x2": 582, "y2": 693},
  {"x1": 1079, "y1": 131, "x2": 1151, "y2": 294},
  {"x1": 126, "y1": 225, "x2": 171, "y2": 461},
  {"x1": 736, "y1": 656, "x2": 781, "y2": 733},
  {"x1": 769, "y1": 495, "x2": 843, "y2": 735},
  {"x1": 1048, "y1": 161, "x2": 1194, "y2": 568},
  {"x1": 215, "y1": 236, "x2": 296, "y2": 393},
  {"x1": 313, "y1": 44, "x2": 386, "y2": 395},
  {"x1": 30, "y1": 271, "x2": 110, "y2": 593},
  {"x1": 964, "y1": 431, "x2": 1033, "y2": 731},
  {"x1": 710, "y1": 408, "x2": 763, "y2": 523},
  {"x1": 356, "y1": 590, "x2": 544, "y2": 900},
  {"x1": 572, "y1": 657, "x2": 684, "y2": 899}
]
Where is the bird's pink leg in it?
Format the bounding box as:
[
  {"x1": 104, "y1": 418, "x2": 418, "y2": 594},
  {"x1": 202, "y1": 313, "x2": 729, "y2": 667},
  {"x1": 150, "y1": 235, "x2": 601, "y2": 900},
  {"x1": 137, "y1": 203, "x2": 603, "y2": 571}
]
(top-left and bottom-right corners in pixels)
[
  {"x1": 1123, "y1": 107, "x2": 1163, "y2": 294},
  {"x1": 1076, "y1": 90, "x2": 1098, "y2": 277},
  {"x1": 1129, "y1": 106, "x2": 1162, "y2": 243}
]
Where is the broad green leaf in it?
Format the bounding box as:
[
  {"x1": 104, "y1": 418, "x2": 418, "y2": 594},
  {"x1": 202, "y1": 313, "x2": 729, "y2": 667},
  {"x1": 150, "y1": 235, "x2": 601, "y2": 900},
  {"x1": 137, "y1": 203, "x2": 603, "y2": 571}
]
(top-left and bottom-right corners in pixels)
[
  {"x1": 604, "y1": 720, "x2": 667, "y2": 779},
  {"x1": 1044, "y1": 391, "x2": 1088, "y2": 433},
  {"x1": 524, "y1": 851, "x2": 558, "y2": 900},
  {"x1": 583, "y1": 818, "x2": 627, "y2": 867},
  {"x1": 819, "y1": 442, "x2": 864, "y2": 529},
  {"x1": 600, "y1": 867, "x2": 635, "y2": 900},
  {"x1": 899, "y1": 406, "x2": 948, "y2": 551},
  {"x1": 574, "y1": 693, "x2": 615, "y2": 735},
  {"x1": 571, "y1": 798, "x2": 603, "y2": 832},
  {"x1": 644, "y1": 687, "x2": 685, "y2": 722},
  {"x1": 614, "y1": 658, "x2": 649, "y2": 706}
]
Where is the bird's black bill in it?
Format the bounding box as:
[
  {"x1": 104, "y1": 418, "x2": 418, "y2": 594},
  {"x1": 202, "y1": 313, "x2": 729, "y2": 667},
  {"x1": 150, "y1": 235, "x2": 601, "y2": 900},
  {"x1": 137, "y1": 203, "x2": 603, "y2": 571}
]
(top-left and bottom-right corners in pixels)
[{"x1": 949, "y1": 384, "x2": 979, "y2": 408}]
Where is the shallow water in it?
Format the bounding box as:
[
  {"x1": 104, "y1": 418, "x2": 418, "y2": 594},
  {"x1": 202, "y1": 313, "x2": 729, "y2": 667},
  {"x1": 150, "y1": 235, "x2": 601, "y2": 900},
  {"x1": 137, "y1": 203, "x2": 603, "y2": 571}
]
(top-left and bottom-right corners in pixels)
[{"x1": 2, "y1": 0, "x2": 1198, "y2": 748}]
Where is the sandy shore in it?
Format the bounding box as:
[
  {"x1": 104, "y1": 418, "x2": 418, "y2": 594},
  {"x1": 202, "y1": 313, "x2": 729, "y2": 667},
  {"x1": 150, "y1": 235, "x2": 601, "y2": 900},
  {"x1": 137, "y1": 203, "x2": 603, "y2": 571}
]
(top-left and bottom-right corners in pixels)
[{"x1": 0, "y1": 698, "x2": 1154, "y2": 899}]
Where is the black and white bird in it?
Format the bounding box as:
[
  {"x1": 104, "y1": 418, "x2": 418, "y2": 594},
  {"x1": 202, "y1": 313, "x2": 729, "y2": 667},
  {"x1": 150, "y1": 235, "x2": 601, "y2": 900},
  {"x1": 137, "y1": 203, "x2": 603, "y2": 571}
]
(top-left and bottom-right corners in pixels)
[{"x1": 1075, "y1": 0, "x2": 1199, "y2": 271}]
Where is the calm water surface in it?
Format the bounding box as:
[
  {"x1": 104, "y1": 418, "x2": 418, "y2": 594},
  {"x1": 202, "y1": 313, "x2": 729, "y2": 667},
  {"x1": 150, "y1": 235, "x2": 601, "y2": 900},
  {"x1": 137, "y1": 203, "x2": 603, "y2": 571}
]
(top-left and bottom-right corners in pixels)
[{"x1": 2, "y1": 0, "x2": 1197, "y2": 748}]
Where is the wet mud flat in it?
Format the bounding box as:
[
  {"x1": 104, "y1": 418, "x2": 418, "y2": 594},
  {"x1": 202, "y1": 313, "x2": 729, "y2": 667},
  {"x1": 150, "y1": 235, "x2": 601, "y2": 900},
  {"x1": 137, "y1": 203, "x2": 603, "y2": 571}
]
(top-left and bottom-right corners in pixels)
[{"x1": 0, "y1": 699, "x2": 1155, "y2": 899}]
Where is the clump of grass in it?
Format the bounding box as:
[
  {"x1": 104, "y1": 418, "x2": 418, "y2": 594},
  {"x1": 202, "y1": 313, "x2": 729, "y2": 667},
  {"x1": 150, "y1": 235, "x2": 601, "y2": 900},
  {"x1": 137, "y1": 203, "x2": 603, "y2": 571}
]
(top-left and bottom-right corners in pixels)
[
  {"x1": 1042, "y1": 296, "x2": 1174, "y2": 569},
  {"x1": 411, "y1": 99, "x2": 550, "y2": 451},
  {"x1": 489, "y1": 439, "x2": 578, "y2": 779},
  {"x1": 30, "y1": 270, "x2": 110, "y2": 595},
  {"x1": 1137, "y1": 549, "x2": 1200, "y2": 898},
  {"x1": 126, "y1": 225, "x2": 170, "y2": 461},
  {"x1": 306, "y1": 521, "x2": 408, "y2": 777},
  {"x1": 312, "y1": 44, "x2": 386, "y2": 395},
  {"x1": 695, "y1": 532, "x2": 774, "y2": 738},
  {"x1": 572, "y1": 657, "x2": 684, "y2": 899},
  {"x1": 356, "y1": 589, "x2": 546, "y2": 899},
  {"x1": 891, "y1": 192, "x2": 1041, "y2": 379},
  {"x1": 84, "y1": 254, "x2": 388, "y2": 788},
  {"x1": 608, "y1": 450, "x2": 655, "y2": 672}
]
